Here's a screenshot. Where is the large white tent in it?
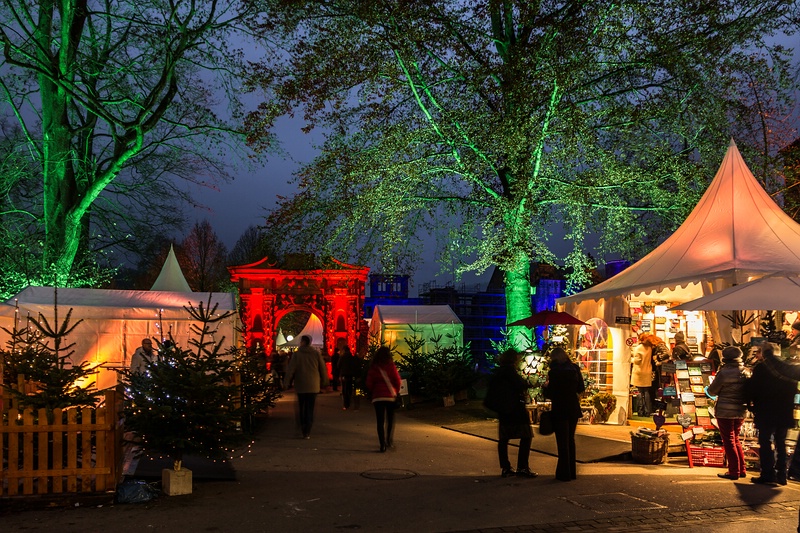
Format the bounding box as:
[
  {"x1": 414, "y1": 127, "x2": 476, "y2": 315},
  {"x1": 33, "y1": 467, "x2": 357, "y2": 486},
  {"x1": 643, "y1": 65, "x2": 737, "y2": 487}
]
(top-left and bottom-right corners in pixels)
[
  {"x1": 556, "y1": 140, "x2": 800, "y2": 423},
  {"x1": 559, "y1": 139, "x2": 800, "y2": 339},
  {"x1": 369, "y1": 305, "x2": 463, "y2": 355},
  {"x1": 1, "y1": 285, "x2": 240, "y2": 390}
]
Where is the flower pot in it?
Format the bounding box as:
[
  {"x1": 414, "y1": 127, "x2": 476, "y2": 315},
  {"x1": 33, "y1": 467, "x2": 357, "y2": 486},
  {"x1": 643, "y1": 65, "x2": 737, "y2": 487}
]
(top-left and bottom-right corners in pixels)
[{"x1": 443, "y1": 394, "x2": 455, "y2": 407}]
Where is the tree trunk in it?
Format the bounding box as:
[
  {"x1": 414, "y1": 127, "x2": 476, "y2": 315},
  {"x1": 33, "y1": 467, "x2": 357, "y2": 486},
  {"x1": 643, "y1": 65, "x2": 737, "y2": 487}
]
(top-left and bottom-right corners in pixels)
[{"x1": 504, "y1": 254, "x2": 533, "y2": 351}]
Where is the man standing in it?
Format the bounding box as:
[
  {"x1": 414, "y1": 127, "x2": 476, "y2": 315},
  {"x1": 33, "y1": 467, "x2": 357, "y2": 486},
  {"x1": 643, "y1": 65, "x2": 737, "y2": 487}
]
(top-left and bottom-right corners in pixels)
[
  {"x1": 746, "y1": 344, "x2": 796, "y2": 485},
  {"x1": 130, "y1": 338, "x2": 157, "y2": 374},
  {"x1": 284, "y1": 335, "x2": 329, "y2": 439}
]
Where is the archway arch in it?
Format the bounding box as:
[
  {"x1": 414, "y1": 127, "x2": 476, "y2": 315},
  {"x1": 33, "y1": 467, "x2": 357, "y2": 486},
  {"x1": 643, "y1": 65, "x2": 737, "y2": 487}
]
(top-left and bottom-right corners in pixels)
[{"x1": 228, "y1": 254, "x2": 370, "y2": 357}]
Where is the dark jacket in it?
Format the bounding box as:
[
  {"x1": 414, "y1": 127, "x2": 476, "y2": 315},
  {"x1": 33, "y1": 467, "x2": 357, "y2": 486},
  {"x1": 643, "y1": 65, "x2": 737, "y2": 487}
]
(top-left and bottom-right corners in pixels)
[
  {"x1": 543, "y1": 361, "x2": 585, "y2": 421},
  {"x1": 484, "y1": 365, "x2": 529, "y2": 424},
  {"x1": 337, "y1": 347, "x2": 361, "y2": 377},
  {"x1": 706, "y1": 362, "x2": 748, "y2": 418},
  {"x1": 671, "y1": 342, "x2": 691, "y2": 361},
  {"x1": 746, "y1": 361, "x2": 796, "y2": 428}
]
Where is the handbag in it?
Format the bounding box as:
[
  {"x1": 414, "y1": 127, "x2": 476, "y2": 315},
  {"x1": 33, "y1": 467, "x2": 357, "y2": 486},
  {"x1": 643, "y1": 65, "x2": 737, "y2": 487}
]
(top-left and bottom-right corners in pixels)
[{"x1": 538, "y1": 410, "x2": 555, "y2": 436}]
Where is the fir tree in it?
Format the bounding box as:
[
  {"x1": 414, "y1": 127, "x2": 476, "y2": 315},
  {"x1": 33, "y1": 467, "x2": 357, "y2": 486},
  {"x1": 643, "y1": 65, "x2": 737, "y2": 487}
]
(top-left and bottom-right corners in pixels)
[{"x1": 119, "y1": 297, "x2": 245, "y2": 470}]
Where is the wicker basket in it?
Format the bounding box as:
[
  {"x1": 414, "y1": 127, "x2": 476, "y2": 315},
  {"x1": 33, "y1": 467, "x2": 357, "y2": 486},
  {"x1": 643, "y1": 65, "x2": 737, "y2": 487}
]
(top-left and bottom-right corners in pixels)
[{"x1": 631, "y1": 434, "x2": 669, "y2": 464}]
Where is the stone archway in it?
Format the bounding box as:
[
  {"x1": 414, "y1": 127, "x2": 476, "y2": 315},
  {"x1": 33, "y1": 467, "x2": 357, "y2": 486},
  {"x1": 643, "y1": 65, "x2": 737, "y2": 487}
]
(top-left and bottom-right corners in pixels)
[{"x1": 228, "y1": 254, "x2": 370, "y2": 357}]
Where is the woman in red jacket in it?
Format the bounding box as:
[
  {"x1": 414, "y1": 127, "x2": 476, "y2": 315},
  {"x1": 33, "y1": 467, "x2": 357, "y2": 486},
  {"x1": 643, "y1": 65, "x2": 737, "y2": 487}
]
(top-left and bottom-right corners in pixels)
[{"x1": 365, "y1": 346, "x2": 402, "y2": 452}]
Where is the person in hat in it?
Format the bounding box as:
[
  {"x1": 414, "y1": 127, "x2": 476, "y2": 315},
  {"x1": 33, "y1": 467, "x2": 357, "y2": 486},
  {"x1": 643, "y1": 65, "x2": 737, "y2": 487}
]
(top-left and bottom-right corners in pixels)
[
  {"x1": 706, "y1": 346, "x2": 749, "y2": 480},
  {"x1": 543, "y1": 347, "x2": 586, "y2": 481},
  {"x1": 671, "y1": 332, "x2": 691, "y2": 361}
]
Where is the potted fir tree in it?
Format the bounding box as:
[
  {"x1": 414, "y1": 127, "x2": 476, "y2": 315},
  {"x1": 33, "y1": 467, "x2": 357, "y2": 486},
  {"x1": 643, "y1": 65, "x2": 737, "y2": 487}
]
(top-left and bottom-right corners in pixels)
[{"x1": 119, "y1": 299, "x2": 245, "y2": 495}]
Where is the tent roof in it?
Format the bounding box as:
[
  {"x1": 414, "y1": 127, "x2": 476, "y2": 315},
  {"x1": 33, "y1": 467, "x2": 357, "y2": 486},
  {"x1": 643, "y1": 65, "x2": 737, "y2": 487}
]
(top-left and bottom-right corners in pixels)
[
  {"x1": 280, "y1": 314, "x2": 324, "y2": 347},
  {"x1": 4, "y1": 286, "x2": 236, "y2": 320},
  {"x1": 150, "y1": 244, "x2": 192, "y2": 292},
  {"x1": 372, "y1": 305, "x2": 462, "y2": 325},
  {"x1": 559, "y1": 140, "x2": 800, "y2": 304}
]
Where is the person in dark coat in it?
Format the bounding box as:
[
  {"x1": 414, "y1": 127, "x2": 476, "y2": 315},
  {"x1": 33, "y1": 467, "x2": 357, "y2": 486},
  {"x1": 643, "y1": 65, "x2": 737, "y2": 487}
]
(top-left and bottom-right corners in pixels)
[
  {"x1": 330, "y1": 347, "x2": 341, "y2": 391},
  {"x1": 706, "y1": 346, "x2": 749, "y2": 480},
  {"x1": 671, "y1": 332, "x2": 692, "y2": 361},
  {"x1": 746, "y1": 343, "x2": 795, "y2": 485},
  {"x1": 337, "y1": 339, "x2": 361, "y2": 410},
  {"x1": 543, "y1": 347, "x2": 585, "y2": 482},
  {"x1": 484, "y1": 349, "x2": 538, "y2": 478}
]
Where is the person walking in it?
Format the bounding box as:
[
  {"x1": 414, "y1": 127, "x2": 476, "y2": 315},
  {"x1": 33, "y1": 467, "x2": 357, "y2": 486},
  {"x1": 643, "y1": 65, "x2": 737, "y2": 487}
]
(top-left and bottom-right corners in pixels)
[
  {"x1": 543, "y1": 347, "x2": 585, "y2": 482},
  {"x1": 706, "y1": 346, "x2": 749, "y2": 480},
  {"x1": 483, "y1": 349, "x2": 537, "y2": 478},
  {"x1": 365, "y1": 346, "x2": 401, "y2": 452},
  {"x1": 283, "y1": 335, "x2": 329, "y2": 439},
  {"x1": 337, "y1": 339, "x2": 361, "y2": 410},
  {"x1": 330, "y1": 347, "x2": 341, "y2": 392},
  {"x1": 745, "y1": 343, "x2": 795, "y2": 485}
]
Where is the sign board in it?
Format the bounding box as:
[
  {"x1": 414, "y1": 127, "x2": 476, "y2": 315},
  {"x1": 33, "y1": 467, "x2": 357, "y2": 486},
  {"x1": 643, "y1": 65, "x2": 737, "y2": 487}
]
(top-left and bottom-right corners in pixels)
[{"x1": 615, "y1": 316, "x2": 632, "y2": 325}]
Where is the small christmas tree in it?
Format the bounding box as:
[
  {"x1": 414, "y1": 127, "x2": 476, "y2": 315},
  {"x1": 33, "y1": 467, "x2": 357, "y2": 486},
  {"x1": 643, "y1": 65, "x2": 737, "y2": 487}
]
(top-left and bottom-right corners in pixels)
[
  {"x1": 1, "y1": 308, "x2": 101, "y2": 420},
  {"x1": 119, "y1": 297, "x2": 245, "y2": 470}
]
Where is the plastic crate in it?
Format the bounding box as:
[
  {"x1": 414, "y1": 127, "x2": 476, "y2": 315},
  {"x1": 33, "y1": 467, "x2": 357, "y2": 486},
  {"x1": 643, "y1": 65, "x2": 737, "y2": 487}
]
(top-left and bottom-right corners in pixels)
[{"x1": 686, "y1": 443, "x2": 726, "y2": 468}]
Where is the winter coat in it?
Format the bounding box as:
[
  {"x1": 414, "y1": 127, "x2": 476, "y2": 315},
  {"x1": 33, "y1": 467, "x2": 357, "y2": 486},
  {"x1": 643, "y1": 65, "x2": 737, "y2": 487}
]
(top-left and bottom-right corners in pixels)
[
  {"x1": 745, "y1": 361, "x2": 797, "y2": 428},
  {"x1": 365, "y1": 360, "x2": 401, "y2": 403},
  {"x1": 706, "y1": 362, "x2": 748, "y2": 419},
  {"x1": 671, "y1": 342, "x2": 692, "y2": 361},
  {"x1": 543, "y1": 361, "x2": 585, "y2": 422},
  {"x1": 337, "y1": 348, "x2": 362, "y2": 378},
  {"x1": 630, "y1": 344, "x2": 653, "y2": 387},
  {"x1": 484, "y1": 364, "x2": 529, "y2": 424},
  {"x1": 284, "y1": 345, "x2": 329, "y2": 393}
]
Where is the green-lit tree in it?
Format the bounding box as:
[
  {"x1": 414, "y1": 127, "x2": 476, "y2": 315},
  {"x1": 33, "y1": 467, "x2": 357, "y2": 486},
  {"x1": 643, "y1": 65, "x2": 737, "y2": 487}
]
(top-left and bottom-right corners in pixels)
[
  {"x1": 119, "y1": 299, "x2": 245, "y2": 470},
  {"x1": 0, "y1": 0, "x2": 268, "y2": 287},
  {"x1": 247, "y1": 1, "x2": 797, "y2": 349}
]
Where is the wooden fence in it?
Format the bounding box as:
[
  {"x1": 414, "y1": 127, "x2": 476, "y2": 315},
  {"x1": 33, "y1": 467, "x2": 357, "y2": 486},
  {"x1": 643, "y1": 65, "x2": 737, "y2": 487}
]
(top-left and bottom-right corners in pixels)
[{"x1": 1, "y1": 389, "x2": 122, "y2": 497}]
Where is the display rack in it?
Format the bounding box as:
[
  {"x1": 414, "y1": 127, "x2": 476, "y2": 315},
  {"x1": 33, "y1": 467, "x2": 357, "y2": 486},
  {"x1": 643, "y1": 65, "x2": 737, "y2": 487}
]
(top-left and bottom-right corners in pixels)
[{"x1": 673, "y1": 359, "x2": 715, "y2": 428}]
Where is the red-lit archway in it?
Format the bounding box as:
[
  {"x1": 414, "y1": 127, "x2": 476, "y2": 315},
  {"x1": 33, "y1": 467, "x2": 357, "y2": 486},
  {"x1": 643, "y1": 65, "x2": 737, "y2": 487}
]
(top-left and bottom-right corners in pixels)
[{"x1": 228, "y1": 254, "x2": 370, "y2": 357}]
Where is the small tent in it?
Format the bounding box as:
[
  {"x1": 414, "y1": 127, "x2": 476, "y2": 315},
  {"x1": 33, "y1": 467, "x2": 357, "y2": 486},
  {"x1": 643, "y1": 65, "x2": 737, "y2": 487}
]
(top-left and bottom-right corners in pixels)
[
  {"x1": 279, "y1": 314, "x2": 325, "y2": 348},
  {"x1": 369, "y1": 305, "x2": 463, "y2": 355}
]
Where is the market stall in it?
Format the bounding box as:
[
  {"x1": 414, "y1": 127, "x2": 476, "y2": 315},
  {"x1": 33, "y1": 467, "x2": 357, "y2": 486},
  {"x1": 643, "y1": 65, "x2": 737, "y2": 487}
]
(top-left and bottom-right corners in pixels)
[{"x1": 557, "y1": 140, "x2": 800, "y2": 424}]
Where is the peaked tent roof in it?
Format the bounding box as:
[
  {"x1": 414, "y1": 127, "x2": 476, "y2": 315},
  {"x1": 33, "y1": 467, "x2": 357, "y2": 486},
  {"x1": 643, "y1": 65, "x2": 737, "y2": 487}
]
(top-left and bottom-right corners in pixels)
[
  {"x1": 559, "y1": 140, "x2": 800, "y2": 304},
  {"x1": 150, "y1": 244, "x2": 192, "y2": 292},
  {"x1": 280, "y1": 314, "x2": 325, "y2": 347}
]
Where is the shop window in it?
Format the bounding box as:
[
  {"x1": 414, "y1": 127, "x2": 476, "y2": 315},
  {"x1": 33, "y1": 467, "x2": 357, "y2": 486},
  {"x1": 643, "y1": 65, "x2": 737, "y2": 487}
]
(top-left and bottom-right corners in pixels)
[{"x1": 578, "y1": 318, "x2": 613, "y2": 393}]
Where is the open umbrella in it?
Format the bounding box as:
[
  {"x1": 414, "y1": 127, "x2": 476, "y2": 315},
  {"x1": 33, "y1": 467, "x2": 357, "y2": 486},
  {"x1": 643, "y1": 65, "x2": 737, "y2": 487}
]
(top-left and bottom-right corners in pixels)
[{"x1": 507, "y1": 310, "x2": 587, "y2": 327}]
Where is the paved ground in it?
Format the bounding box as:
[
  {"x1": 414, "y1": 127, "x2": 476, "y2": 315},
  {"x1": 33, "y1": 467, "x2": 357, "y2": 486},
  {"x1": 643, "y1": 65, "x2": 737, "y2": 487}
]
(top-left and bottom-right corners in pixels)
[{"x1": 3, "y1": 391, "x2": 800, "y2": 532}]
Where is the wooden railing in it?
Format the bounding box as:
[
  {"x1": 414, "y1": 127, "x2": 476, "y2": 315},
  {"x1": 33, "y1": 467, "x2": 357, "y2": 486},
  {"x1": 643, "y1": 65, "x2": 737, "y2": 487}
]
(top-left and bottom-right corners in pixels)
[{"x1": 1, "y1": 389, "x2": 122, "y2": 497}]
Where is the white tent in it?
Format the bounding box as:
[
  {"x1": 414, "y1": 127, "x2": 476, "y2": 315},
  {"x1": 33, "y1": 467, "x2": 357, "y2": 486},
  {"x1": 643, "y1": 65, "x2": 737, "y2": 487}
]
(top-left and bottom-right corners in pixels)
[
  {"x1": 1, "y1": 286, "x2": 240, "y2": 390},
  {"x1": 150, "y1": 244, "x2": 192, "y2": 292},
  {"x1": 279, "y1": 314, "x2": 324, "y2": 348},
  {"x1": 559, "y1": 139, "x2": 800, "y2": 330},
  {"x1": 555, "y1": 140, "x2": 800, "y2": 423},
  {"x1": 673, "y1": 273, "x2": 800, "y2": 312},
  {"x1": 275, "y1": 328, "x2": 287, "y2": 348},
  {"x1": 369, "y1": 305, "x2": 463, "y2": 355}
]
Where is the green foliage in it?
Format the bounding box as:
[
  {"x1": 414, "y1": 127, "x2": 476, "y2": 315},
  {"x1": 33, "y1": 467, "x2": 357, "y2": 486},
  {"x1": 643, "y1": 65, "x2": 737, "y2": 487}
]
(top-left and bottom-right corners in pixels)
[
  {"x1": 760, "y1": 310, "x2": 789, "y2": 348},
  {"x1": 395, "y1": 330, "x2": 477, "y2": 399},
  {"x1": 251, "y1": 0, "x2": 797, "y2": 335},
  {"x1": 119, "y1": 298, "x2": 246, "y2": 465},
  {"x1": 1, "y1": 309, "x2": 101, "y2": 418},
  {"x1": 228, "y1": 345, "x2": 282, "y2": 434}
]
